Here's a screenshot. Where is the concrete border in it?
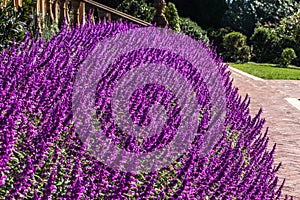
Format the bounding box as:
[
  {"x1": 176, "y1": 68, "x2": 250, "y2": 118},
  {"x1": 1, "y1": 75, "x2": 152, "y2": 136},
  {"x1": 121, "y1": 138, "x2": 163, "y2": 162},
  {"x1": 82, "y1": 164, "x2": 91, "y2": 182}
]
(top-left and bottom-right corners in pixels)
[
  {"x1": 285, "y1": 98, "x2": 300, "y2": 111},
  {"x1": 228, "y1": 66, "x2": 264, "y2": 81}
]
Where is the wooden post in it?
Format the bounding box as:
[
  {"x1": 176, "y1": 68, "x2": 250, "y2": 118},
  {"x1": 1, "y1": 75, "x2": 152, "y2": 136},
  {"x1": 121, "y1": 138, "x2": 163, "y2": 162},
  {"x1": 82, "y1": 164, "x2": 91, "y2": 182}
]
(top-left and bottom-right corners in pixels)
[
  {"x1": 13, "y1": 0, "x2": 22, "y2": 10},
  {"x1": 79, "y1": 1, "x2": 85, "y2": 25},
  {"x1": 64, "y1": 0, "x2": 70, "y2": 24},
  {"x1": 36, "y1": 0, "x2": 43, "y2": 32},
  {"x1": 106, "y1": 12, "x2": 111, "y2": 22},
  {"x1": 55, "y1": 0, "x2": 59, "y2": 24},
  {"x1": 49, "y1": 0, "x2": 55, "y2": 24},
  {"x1": 41, "y1": 0, "x2": 47, "y2": 28}
]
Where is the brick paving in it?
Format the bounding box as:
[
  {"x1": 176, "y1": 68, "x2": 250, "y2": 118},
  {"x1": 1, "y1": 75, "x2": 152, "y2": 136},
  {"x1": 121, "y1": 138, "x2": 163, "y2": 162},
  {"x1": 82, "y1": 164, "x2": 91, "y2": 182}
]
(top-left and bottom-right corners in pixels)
[{"x1": 227, "y1": 67, "x2": 300, "y2": 199}]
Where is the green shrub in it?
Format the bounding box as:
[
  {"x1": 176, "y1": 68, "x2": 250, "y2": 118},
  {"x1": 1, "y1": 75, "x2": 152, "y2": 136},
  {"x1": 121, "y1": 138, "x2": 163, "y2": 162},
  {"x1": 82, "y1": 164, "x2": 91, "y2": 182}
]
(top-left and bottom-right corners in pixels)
[
  {"x1": 223, "y1": 32, "x2": 250, "y2": 62},
  {"x1": 238, "y1": 45, "x2": 251, "y2": 63},
  {"x1": 40, "y1": 14, "x2": 60, "y2": 42},
  {"x1": 207, "y1": 27, "x2": 234, "y2": 56},
  {"x1": 116, "y1": 0, "x2": 155, "y2": 23},
  {"x1": 281, "y1": 48, "x2": 297, "y2": 66},
  {"x1": 221, "y1": 0, "x2": 298, "y2": 37},
  {"x1": 0, "y1": 0, "x2": 38, "y2": 51},
  {"x1": 248, "y1": 12, "x2": 300, "y2": 66},
  {"x1": 250, "y1": 26, "x2": 281, "y2": 63},
  {"x1": 179, "y1": 17, "x2": 209, "y2": 44},
  {"x1": 276, "y1": 12, "x2": 300, "y2": 66},
  {"x1": 163, "y1": 2, "x2": 180, "y2": 32},
  {"x1": 250, "y1": 27, "x2": 270, "y2": 62}
]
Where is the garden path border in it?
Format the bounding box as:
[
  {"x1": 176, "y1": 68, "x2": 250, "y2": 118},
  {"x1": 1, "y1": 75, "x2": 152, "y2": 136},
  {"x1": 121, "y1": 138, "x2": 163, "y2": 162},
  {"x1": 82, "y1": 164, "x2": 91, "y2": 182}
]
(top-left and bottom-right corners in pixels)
[{"x1": 228, "y1": 65, "x2": 300, "y2": 199}]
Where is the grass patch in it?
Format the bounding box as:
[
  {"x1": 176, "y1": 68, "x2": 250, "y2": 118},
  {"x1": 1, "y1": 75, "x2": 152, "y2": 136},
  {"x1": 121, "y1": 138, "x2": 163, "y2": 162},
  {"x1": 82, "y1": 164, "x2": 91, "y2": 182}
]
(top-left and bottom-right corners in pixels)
[{"x1": 230, "y1": 62, "x2": 300, "y2": 80}]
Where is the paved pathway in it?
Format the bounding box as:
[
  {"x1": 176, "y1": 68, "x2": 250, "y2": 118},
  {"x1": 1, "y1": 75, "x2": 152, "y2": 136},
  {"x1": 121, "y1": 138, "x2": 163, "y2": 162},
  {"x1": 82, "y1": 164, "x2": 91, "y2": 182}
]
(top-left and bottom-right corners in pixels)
[{"x1": 227, "y1": 66, "x2": 300, "y2": 199}]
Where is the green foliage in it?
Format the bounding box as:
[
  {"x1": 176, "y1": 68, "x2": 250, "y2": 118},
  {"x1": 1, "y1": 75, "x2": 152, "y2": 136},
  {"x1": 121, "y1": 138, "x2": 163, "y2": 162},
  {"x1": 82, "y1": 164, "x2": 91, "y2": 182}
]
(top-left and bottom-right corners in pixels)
[
  {"x1": 250, "y1": 26, "x2": 281, "y2": 63},
  {"x1": 223, "y1": 32, "x2": 251, "y2": 62},
  {"x1": 222, "y1": 0, "x2": 257, "y2": 36},
  {"x1": 224, "y1": 32, "x2": 247, "y2": 54},
  {"x1": 222, "y1": 0, "x2": 298, "y2": 36},
  {"x1": 170, "y1": 0, "x2": 228, "y2": 28},
  {"x1": 208, "y1": 27, "x2": 251, "y2": 62},
  {"x1": 251, "y1": 0, "x2": 298, "y2": 23},
  {"x1": 278, "y1": 12, "x2": 300, "y2": 39},
  {"x1": 275, "y1": 12, "x2": 300, "y2": 66},
  {"x1": 40, "y1": 14, "x2": 60, "y2": 42},
  {"x1": 179, "y1": 17, "x2": 209, "y2": 44},
  {"x1": 207, "y1": 27, "x2": 233, "y2": 56},
  {"x1": 249, "y1": 12, "x2": 300, "y2": 66},
  {"x1": 163, "y1": 2, "x2": 180, "y2": 32},
  {"x1": 116, "y1": 0, "x2": 155, "y2": 23},
  {"x1": 0, "y1": 0, "x2": 38, "y2": 51},
  {"x1": 238, "y1": 45, "x2": 251, "y2": 63},
  {"x1": 281, "y1": 48, "x2": 297, "y2": 66}
]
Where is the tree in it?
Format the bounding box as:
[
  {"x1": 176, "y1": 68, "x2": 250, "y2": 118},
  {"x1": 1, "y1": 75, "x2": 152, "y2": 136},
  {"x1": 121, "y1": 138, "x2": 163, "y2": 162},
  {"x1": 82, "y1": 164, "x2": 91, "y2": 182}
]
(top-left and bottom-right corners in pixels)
[
  {"x1": 116, "y1": 0, "x2": 155, "y2": 23},
  {"x1": 250, "y1": 26, "x2": 281, "y2": 63},
  {"x1": 223, "y1": 31, "x2": 251, "y2": 62},
  {"x1": 222, "y1": 0, "x2": 298, "y2": 36},
  {"x1": 163, "y1": 2, "x2": 180, "y2": 32},
  {"x1": 207, "y1": 27, "x2": 234, "y2": 56},
  {"x1": 270, "y1": 12, "x2": 300, "y2": 65},
  {"x1": 179, "y1": 17, "x2": 209, "y2": 43}
]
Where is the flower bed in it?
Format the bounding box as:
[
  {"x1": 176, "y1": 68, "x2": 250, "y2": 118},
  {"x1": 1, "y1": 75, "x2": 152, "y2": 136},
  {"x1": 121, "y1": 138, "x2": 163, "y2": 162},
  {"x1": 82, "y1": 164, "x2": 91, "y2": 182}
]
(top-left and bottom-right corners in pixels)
[{"x1": 0, "y1": 19, "x2": 291, "y2": 199}]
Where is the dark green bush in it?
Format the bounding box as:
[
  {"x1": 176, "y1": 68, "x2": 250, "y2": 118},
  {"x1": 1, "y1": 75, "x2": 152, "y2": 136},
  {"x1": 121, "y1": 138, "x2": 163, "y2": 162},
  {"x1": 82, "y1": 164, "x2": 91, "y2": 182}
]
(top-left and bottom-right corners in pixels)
[
  {"x1": 250, "y1": 27, "x2": 271, "y2": 62},
  {"x1": 163, "y1": 2, "x2": 180, "y2": 32},
  {"x1": 40, "y1": 14, "x2": 60, "y2": 42},
  {"x1": 250, "y1": 26, "x2": 281, "y2": 63},
  {"x1": 221, "y1": 0, "x2": 298, "y2": 37},
  {"x1": 276, "y1": 12, "x2": 300, "y2": 66},
  {"x1": 179, "y1": 17, "x2": 209, "y2": 44},
  {"x1": 116, "y1": 0, "x2": 155, "y2": 23},
  {"x1": 221, "y1": 0, "x2": 257, "y2": 37},
  {"x1": 223, "y1": 32, "x2": 247, "y2": 53},
  {"x1": 250, "y1": 16, "x2": 300, "y2": 66},
  {"x1": 207, "y1": 27, "x2": 233, "y2": 56},
  {"x1": 223, "y1": 31, "x2": 250, "y2": 62},
  {"x1": 238, "y1": 45, "x2": 251, "y2": 63},
  {"x1": 281, "y1": 48, "x2": 297, "y2": 66},
  {"x1": 0, "y1": 0, "x2": 38, "y2": 51}
]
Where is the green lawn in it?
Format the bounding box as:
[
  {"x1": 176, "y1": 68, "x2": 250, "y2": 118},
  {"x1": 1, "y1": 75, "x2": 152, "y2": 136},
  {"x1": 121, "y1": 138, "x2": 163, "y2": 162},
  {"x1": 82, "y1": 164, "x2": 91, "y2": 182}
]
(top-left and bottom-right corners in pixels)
[{"x1": 230, "y1": 62, "x2": 300, "y2": 80}]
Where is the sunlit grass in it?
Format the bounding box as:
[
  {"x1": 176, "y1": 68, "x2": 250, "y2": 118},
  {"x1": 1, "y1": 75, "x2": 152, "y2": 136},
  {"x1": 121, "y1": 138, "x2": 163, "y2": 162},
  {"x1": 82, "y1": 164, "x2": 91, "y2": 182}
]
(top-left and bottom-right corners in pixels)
[{"x1": 230, "y1": 62, "x2": 300, "y2": 80}]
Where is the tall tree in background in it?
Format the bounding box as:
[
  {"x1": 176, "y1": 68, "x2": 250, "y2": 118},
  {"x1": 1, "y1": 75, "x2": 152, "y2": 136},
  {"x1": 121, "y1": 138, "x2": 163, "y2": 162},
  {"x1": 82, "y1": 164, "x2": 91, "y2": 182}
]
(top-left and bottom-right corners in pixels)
[
  {"x1": 222, "y1": 0, "x2": 299, "y2": 36},
  {"x1": 169, "y1": 0, "x2": 228, "y2": 28},
  {"x1": 116, "y1": 0, "x2": 155, "y2": 23}
]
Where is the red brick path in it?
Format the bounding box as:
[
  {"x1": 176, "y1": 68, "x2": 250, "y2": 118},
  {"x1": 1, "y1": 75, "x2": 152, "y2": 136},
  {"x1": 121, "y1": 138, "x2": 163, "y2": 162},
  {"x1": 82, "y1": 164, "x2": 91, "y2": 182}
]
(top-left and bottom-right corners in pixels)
[{"x1": 228, "y1": 67, "x2": 300, "y2": 199}]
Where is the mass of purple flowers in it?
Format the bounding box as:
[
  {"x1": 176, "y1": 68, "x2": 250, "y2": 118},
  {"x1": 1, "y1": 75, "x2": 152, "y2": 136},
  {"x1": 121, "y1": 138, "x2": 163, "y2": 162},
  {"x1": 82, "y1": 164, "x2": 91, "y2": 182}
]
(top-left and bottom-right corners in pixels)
[{"x1": 0, "y1": 19, "x2": 292, "y2": 199}]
